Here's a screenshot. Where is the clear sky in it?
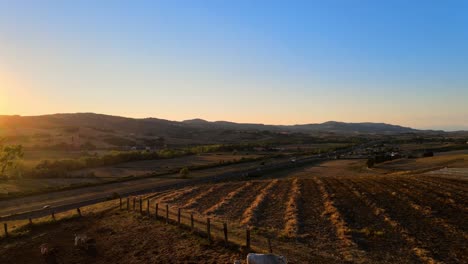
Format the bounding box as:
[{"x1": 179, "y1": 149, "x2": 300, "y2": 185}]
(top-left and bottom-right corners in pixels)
[{"x1": 0, "y1": 1, "x2": 467, "y2": 130}]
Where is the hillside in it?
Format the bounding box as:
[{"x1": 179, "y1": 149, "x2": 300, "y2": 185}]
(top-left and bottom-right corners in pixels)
[{"x1": 0, "y1": 113, "x2": 435, "y2": 148}]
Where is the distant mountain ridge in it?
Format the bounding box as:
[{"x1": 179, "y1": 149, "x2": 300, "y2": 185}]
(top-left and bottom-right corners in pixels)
[{"x1": 0, "y1": 113, "x2": 429, "y2": 134}]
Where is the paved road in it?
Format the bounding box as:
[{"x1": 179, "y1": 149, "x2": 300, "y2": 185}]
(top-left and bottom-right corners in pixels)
[{"x1": 0, "y1": 177, "x2": 182, "y2": 219}]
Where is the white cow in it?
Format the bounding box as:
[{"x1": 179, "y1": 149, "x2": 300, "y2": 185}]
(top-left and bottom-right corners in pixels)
[
  {"x1": 74, "y1": 234, "x2": 88, "y2": 247},
  {"x1": 247, "y1": 253, "x2": 287, "y2": 264},
  {"x1": 74, "y1": 233, "x2": 97, "y2": 256}
]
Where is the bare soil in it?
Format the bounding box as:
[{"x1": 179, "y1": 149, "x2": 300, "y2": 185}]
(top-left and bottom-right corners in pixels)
[{"x1": 0, "y1": 209, "x2": 240, "y2": 264}]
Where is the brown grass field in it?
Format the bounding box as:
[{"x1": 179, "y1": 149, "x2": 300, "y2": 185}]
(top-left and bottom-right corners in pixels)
[
  {"x1": 0, "y1": 152, "x2": 267, "y2": 197},
  {"x1": 1, "y1": 157, "x2": 467, "y2": 263},
  {"x1": 71, "y1": 152, "x2": 263, "y2": 178},
  {"x1": 373, "y1": 153, "x2": 468, "y2": 175}
]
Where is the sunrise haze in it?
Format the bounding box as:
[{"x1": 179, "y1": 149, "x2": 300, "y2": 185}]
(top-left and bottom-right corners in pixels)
[{"x1": 1, "y1": 1, "x2": 467, "y2": 130}]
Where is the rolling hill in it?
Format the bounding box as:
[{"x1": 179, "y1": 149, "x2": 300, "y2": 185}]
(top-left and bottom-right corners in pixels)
[{"x1": 0, "y1": 113, "x2": 435, "y2": 148}]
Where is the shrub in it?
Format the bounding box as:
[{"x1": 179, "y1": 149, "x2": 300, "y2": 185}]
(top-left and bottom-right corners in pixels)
[{"x1": 179, "y1": 167, "x2": 190, "y2": 179}]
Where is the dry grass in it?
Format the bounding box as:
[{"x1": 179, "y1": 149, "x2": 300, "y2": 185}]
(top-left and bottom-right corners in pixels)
[
  {"x1": 156, "y1": 186, "x2": 200, "y2": 204},
  {"x1": 240, "y1": 180, "x2": 278, "y2": 226},
  {"x1": 313, "y1": 177, "x2": 365, "y2": 263},
  {"x1": 182, "y1": 185, "x2": 219, "y2": 209},
  {"x1": 0, "y1": 207, "x2": 241, "y2": 264},
  {"x1": 203, "y1": 182, "x2": 252, "y2": 216},
  {"x1": 376, "y1": 154, "x2": 468, "y2": 174},
  {"x1": 282, "y1": 178, "x2": 302, "y2": 238},
  {"x1": 1, "y1": 199, "x2": 120, "y2": 239}
]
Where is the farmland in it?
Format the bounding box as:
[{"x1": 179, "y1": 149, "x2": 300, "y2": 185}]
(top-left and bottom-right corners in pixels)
[
  {"x1": 0, "y1": 200, "x2": 240, "y2": 264},
  {"x1": 1, "y1": 147, "x2": 467, "y2": 263},
  {"x1": 137, "y1": 170, "x2": 466, "y2": 263},
  {"x1": 70, "y1": 152, "x2": 264, "y2": 178},
  {"x1": 0, "y1": 152, "x2": 269, "y2": 197}
]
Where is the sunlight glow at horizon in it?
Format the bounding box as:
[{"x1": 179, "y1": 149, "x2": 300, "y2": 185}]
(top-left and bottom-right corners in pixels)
[{"x1": 0, "y1": 1, "x2": 467, "y2": 131}]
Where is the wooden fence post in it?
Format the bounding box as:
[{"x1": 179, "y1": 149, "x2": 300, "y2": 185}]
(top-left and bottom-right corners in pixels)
[
  {"x1": 155, "y1": 203, "x2": 159, "y2": 218},
  {"x1": 166, "y1": 204, "x2": 169, "y2": 223},
  {"x1": 207, "y1": 218, "x2": 211, "y2": 243},
  {"x1": 51, "y1": 211, "x2": 56, "y2": 221},
  {"x1": 133, "y1": 197, "x2": 136, "y2": 211},
  {"x1": 246, "y1": 228, "x2": 251, "y2": 249},
  {"x1": 190, "y1": 213, "x2": 194, "y2": 230},
  {"x1": 146, "y1": 200, "x2": 150, "y2": 215},
  {"x1": 77, "y1": 208, "x2": 82, "y2": 217},
  {"x1": 139, "y1": 197, "x2": 143, "y2": 214},
  {"x1": 3, "y1": 223, "x2": 7, "y2": 238},
  {"x1": 177, "y1": 208, "x2": 181, "y2": 225},
  {"x1": 119, "y1": 197, "x2": 122, "y2": 209},
  {"x1": 223, "y1": 223, "x2": 228, "y2": 246},
  {"x1": 268, "y1": 237, "x2": 273, "y2": 253},
  {"x1": 126, "y1": 198, "x2": 130, "y2": 211}
]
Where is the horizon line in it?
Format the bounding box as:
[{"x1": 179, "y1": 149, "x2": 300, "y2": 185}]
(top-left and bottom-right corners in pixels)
[{"x1": 2, "y1": 111, "x2": 467, "y2": 132}]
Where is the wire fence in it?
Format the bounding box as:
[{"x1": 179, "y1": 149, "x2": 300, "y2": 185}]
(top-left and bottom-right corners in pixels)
[
  {"x1": 124, "y1": 195, "x2": 294, "y2": 256},
  {"x1": 1, "y1": 194, "x2": 296, "y2": 259}
]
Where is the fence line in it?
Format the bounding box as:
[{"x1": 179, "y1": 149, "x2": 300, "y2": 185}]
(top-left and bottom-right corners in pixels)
[
  {"x1": 0, "y1": 156, "x2": 323, "y2": 223},
  {"x1": 125, "y1": 196, "x2": 285, "y2": 255},
  {"x1": 2, "y1": 192, "x2": 291, "y2": 258}
]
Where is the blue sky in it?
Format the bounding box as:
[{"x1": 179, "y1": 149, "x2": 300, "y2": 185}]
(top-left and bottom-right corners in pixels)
[{"x1": 0, "y1": 0, "x2": 467, "y2": 130}]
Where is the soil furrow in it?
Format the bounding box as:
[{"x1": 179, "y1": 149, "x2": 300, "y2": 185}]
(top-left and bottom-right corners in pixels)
[
  {"x1": 374, "y1": 177, "x2": 468, "y2": 233},
  {"x1": 283, "y1": 178, "x2": 302, "y2": 238},
  {"x1": 203, "y1": 181, "x2": 253, "y2": 216},
  {"x1": 323, "y1": 177, "x2": 419, "y2": 264},
  {"x1": 313, "y1": 177, "x2": 367, "y2": 263},
  {"x1": 350, "y1": 178, "x2": 464, "y2": 263},
  {"x1": 240, "y1": 179, "x2": 279, "y2": 226}
]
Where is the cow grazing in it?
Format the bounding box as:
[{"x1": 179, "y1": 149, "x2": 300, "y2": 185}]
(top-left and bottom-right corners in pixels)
[
  {"x1": 246, "y1": 253, "x2": 287, "y2": 264},
  {"x1": 74, "y1": 234, "x2": 97, "y2": 256},
  {"x1": 74, "y1": 234, "x2": 87, "y2": 247},
  {"x1": 40, "y1": 243, "x2": 58, "y2": 264}
]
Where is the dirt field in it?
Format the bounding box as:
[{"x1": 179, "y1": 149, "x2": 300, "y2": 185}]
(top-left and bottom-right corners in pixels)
[
  {"x1": 0, "y1": 206, "x2": 240, "y2": 264},
  {"x1": 2, "y1": 158, "x2": 467, "y2": 263},
  {"x1": 141, "y1": 171, "x2": 467, "y2": 263},
  {"x1": 373, "y1": 154, "x2": 468, "y2": 174}
]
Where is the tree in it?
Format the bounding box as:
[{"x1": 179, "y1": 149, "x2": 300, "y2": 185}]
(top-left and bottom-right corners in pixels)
[{"x1": 0, "y1": 144, "x2": 24, "y2": 179}]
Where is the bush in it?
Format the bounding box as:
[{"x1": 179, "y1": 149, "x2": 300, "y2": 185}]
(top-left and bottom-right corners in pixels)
[
  {"x1": 179, "y1": 167, "x2": 190, "y2": 179},
  {"x1": 423, "y1": 150, "x2": 434, "y2": 157}
]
